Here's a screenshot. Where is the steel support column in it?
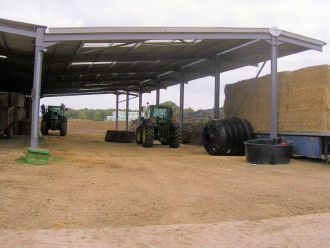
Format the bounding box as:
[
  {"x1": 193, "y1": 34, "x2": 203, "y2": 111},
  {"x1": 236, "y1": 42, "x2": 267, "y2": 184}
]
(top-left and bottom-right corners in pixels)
[
  {"x1": 179, "y1": 74, "x2": 185, "y2": 128},
  {"x1": 270, "y1": 36, "x2": 278, "y2": 140},
  {"x1": 125, "y1": 91, "x2": 129, "y2": 131},
  {"x1": 138, "y1": 91, "x2": 142, "y2": 125},
  {"x1": 115, "y1": 93, "x2": 119, "y2": 130},
  {"x1": 156, "y1": 84, "x2": 160, "y2": 106},
  {"x1": 214, "y1": 55, "x2": 220, "y2": 119},
  {"x1": 30, "y1": 27, "x2": 45, "y2": 149}
]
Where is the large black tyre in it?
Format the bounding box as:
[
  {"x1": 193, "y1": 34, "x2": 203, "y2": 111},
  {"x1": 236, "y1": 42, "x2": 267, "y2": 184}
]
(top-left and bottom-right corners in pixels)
[
  {"x1": 136, "y1": 126, "x2": 142, "y2": 144},
  {"x1": 169, "y1": 127, "x2": 181, "y2": 148},
  {"x1": 202, "y1": 118, "x2": 254, "y2": 156},
  {"x1": 41, "y1": 120, "x2": 48, "y2": 136},
  {"x1": 142, "y1": 125, "x2": 154, "y2": 147},
  {"x1": 60, "y1": 118, "x2": 67, "y2": 136}
]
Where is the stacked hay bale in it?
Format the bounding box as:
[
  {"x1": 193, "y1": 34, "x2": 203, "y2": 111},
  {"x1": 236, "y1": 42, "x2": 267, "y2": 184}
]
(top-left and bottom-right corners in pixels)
[
  {"x1": 224, "y1": 65, "x2": 330, "y2": 132},
  {"x1": 0, "y1": 92, "x2": 32, "y2": 135}
]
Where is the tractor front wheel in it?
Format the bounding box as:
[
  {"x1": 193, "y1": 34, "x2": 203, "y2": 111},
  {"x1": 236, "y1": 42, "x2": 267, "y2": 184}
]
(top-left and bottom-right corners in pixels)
[
  {"x1": 169, "y1": 127, "x2": 182, "y2": 148},
  {"x1": 60, "y1": 119, "x2": 67, "y2": 136},
  {"x1": 136, "y1": 126, "x2": 142, "y2": 144},
  {"x1": 41, "y1": 120, "x2": 48, "y2": 136},
  {"x1": 142, "y1": 125, "x2": 154, "y2": 147}
]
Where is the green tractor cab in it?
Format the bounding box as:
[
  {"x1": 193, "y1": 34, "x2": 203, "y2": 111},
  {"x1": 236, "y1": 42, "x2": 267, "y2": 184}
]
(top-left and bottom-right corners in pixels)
[
  {"x1": 41, "y1": 104, "x2": 68, "y2": 136},
  {"x1": 136, "y1": 105, "x2": 182, "y2": 148}
]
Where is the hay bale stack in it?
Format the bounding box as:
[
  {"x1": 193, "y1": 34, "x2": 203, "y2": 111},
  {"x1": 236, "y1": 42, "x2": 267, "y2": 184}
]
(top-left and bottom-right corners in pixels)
[
  {"x1": 0, "y1": 92, "x2": 10, "y2": 107},
  {"x1": 10, "y1": 93, "x2": 25, "y2": 107},
  {"x1": 224, "y1": 65, "x2": 330, "y2": 132},
  {"x1": 13, "y1": 107, "x2": 26, "y2": 121}
]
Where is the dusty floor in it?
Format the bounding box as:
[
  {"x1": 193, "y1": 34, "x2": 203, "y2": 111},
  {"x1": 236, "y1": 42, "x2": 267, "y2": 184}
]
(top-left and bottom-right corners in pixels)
[
  {"x1": 1, "y1": 213, "x2": 330, "y2": 248},
  {"x1": 0, "y1": 120, "x2": 330, "y2": 246}
]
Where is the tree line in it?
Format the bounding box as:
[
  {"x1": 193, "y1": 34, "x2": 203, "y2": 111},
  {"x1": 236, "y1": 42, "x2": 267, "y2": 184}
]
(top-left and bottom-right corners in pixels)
[{"x1": 65, "y1": 101, "x2": 195, "y2": 121}]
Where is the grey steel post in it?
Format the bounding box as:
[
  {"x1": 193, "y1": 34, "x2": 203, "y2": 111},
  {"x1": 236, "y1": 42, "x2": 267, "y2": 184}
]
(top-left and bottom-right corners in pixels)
[
  {"x1": 138, "y1": 91, "x2": 142, "y2": 125},
  {"x1": 270, "y1": 35, "x2": 278, "y2": 139},
  {"x1": 125, "y1": 91, "x2": 129, "y2": 131},
  {"x1": 156, "y1": 81, "x2": 160, "y2": 106},
  {"x1": 115, "y1": 93, "x2": 119, "y2": 130},
  {"x1": 214, "y1": 55, "x2": 220, "y2": 119},
  {"x1": 179, "y1": 73, "x2": 185, "y2": 128},
  {"x1": 30, "y1": 27, "x2": 45, "y2": 149}
]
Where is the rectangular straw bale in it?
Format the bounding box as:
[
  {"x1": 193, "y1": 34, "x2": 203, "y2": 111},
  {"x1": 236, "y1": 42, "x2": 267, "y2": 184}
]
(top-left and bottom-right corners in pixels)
[
  {"x1": 10, "y1": 93, "x2": 25, "y2": 107},
  {"x1": 0, "y1": 92, "x2": 10, "y2": 107},
  {"x1": 327, "y1": 87, "x2": 330, "y2": 109},
  {"x1": 255, "y1": 76, "x2": 270, "y2": 97},
  {"x1": 224, "y1": 79, "x2": 256, "y2": 117},
  {"x1": 327, "y1": 110, "x2": 330, "y2": 131},
  {"x1": 224, "y1": 64, "x2": 330, "y2": 132},
  {"x1": 288, "y1": 86, "x2": 328, "y2": 111},
  {"x1": 256, "y1": 115, "x2": 270, "y2": 132},
  {"x1": 278, "y1": 91, "x2": 289, "y2": 113},
  {"x1": 288, "y1": 65, "x2": 330, "y2": 90}
]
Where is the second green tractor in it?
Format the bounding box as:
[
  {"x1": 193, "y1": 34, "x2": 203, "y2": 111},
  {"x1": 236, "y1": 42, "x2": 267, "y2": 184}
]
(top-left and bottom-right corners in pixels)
[
  {"x1": 136, "y1": 105, "x2": 182, "y2": 148},
  {"x1": 41, "y1": 104, "x2": 68, "y2": 136}
]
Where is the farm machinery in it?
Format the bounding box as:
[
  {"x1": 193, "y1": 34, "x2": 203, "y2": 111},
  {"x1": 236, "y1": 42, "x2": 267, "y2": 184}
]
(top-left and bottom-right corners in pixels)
[
  {"x1": 136, "y1": 104, "x2": 182, "y2": 148},
  {"x1": 41, "y1": 104, "x2": 68, "y2": 136}
]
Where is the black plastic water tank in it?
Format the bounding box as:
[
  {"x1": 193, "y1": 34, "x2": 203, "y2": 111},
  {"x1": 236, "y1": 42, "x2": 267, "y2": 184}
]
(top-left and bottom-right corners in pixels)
[
  {"x1": 202, "y1": 118, "x2": 254, "y2": 155},
  {"x1": 244, "y1": 139, "x2": 293, "y2": 164}
]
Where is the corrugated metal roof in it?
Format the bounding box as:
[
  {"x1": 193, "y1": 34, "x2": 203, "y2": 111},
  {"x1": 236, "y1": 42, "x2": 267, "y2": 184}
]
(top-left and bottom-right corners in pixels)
[{"x1": 0, "y1": 19, "x2": 326, "y2": 96}]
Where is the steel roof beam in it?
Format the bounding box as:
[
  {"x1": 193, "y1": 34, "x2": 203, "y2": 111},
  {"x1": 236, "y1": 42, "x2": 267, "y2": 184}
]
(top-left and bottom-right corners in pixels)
[
  {"x1": 278, "y1": 36, "x2": 324, "y2": 51},
  {"x1": 43, "y1": 90, "x2": 139, "y2": 97},
  {"x1": 79, "y1": 40, "x2": 144, "y2": 55},
  {"x1": 93, "y1": 41, "x2": 145, "y2": 78},
  {"x1": 42, "y1": 85, "x2": 141, "y2": 94},
  {"x1": 0, "y1": 32, "x2": 10, "y2": 51},
  {"x1": 218, "y1": 39, "x2": 261, "y2": 56},
  {"x1": 44, "y1": 32, "x2": 270, "y2": 42},
  {"x1": 45, "y1": 68, "x2": 181, "y2": 76},
  {"x1": 41, "y1": 90, "x2": 134, "y2": 97},
  {"x1": 60, "y1": 41, "x2": 84, "y2": 82},
  {"x1": 142, "y1": 39, "x2": 177, "y2": 59},
  {"x1": 46, "y1": 54, "x2": 210, "y2": 64},
  {"x1": 179, "y1": 39, "x2": 214, "y2": 58},
  {"x1": 181, "y1": 39, "x2": 264, "y2": 71},
  {"x1": 46, "y1": 76, "x2": 159, "y2": 84},
  {"x1": 0, "y1": 24, "x2": 36, "y2": 37}
]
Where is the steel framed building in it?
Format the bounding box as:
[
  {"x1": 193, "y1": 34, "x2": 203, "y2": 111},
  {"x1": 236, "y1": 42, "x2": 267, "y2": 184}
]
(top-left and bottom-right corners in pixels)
[{"x1": 0, "y1": 18, "x2": 326, "y2": 149}]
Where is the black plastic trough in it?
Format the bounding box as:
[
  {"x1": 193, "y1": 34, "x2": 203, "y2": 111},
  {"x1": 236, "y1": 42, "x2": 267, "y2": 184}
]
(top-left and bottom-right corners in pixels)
[{"x1": 244, "y1": 139, "x2": 293, "y2": 164}]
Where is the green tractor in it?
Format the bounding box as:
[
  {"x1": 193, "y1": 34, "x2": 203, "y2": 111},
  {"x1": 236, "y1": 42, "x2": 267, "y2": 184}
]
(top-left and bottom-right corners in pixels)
[
  {"x1": 41, "y1": 104, "x2": 68, "y2": 136},
  {"x1": 136, "y1": 104, "x2": 182, "y2": 148}
]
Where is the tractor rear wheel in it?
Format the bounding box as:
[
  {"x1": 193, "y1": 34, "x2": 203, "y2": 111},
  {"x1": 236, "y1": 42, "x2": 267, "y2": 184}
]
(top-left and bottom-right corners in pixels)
[
  {"x1": 41, "y1": 120, "x2": 48, "y2": 136},
  {"x1": 142, "y1": 125, "x2": 154, "y2": 147},
  {"x1": 169, "y1": 127, "x2": 182, "y2": 148},
  {"x1": 60, "y1": 119, "x2": 67, "y2": 136},
  {"x1": 136, "y1": 126, "x2": 142, "y2": 144}
]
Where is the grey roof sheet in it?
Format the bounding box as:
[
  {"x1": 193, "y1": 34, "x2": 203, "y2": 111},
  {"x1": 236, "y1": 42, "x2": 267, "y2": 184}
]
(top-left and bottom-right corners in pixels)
[{"x1": 0, "y1": 19, "x2": 326, "y2": 96}]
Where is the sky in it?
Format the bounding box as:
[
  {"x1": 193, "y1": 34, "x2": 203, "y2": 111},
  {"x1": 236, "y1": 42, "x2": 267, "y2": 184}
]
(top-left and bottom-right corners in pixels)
[{"x1": 0, "y1": 0, "x2": 329, "y2": 111}]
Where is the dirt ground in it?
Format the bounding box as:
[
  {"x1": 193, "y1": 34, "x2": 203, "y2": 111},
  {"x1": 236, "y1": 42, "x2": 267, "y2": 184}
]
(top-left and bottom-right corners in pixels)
[
  {"x1": 0, "y1": 120, "x2": 330, "y2": 246},
  {"x1": 1, "y1": 213, "x2": 330, "y2": 248}
]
